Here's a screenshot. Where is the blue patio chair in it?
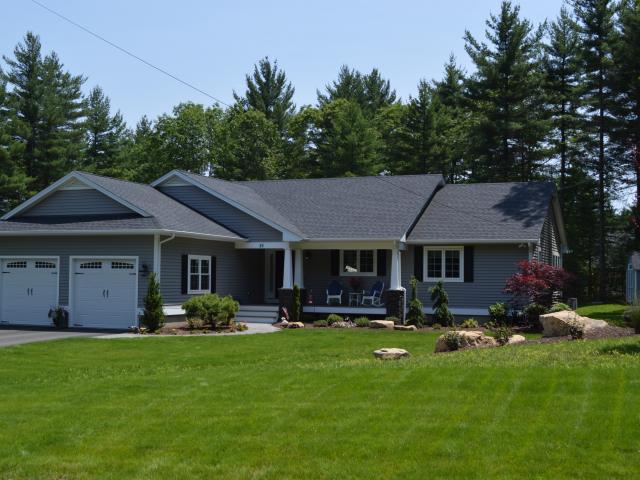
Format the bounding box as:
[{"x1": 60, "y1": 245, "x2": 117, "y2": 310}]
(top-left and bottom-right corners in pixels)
[
  {"x1": 361, "y1": 281, "x2": 384, "y2": 306},
  {"x1": 326, "y1": 280, "x2": 343, "y2": 305}
]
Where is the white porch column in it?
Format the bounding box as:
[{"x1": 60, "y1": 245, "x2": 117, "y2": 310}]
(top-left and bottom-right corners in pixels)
[
  {"x1": 390, "y1": 245, "x2": 402, "y2": 290},
  {"x1": 282, "y1": 245, "x2": 293, "y2": 289},
  {"x1": 294, "y1": 249, "x2": 304, "y2": 288}
]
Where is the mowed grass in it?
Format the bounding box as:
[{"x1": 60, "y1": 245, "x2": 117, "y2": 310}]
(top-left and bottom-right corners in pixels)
[
  {"x1": 1, "y1": 330, "x2": 640, "y2": 479},
  {"x1": 577, "y1": 303, "x2": 628, "y2": 326}
]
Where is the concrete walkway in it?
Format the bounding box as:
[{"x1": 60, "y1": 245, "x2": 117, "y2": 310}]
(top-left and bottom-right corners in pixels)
[
  {"x1": 95, "y1": 322, "x2": 280, "y2": 339},
  {"x1": 0, "y1": 328, "x2": 98, "y2": 348}
]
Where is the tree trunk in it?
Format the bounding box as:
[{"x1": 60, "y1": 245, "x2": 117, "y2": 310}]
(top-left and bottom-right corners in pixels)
[{"x1": 597, "y1": 77, "x2": 607, "y2": 301}]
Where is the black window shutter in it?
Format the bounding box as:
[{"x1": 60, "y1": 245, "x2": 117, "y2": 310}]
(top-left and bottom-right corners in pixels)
[
  {"x1": 377, "y1": 250, "x2": 387, "y2": 276},
  {"x1": 464, "y1": 246, "x2": 474, "y2": 283},
  {"x1": 181, "y1": 254, "x2": 188, "y2": 294},
  {"x1": 210, "y1": 256, "x2": 216, "y2": 292},
  {"x1": 414, "y1": 246, "x2": 423, "y2": 282},
  {"x1": 330, "y1": 250, "x2": 340, "y2": 276}
]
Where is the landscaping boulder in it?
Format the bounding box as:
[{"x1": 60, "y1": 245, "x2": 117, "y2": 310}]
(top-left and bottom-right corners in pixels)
[
  {"x1": 394, "y1": 325, "x2": 418, "y2": 331},
  {"x1": 507, "y1": 334, "x2": 526, "y2": 345},
  {"x1": 287, "y1": 322, "x2": 305, "y2": 329},
  {"x1": 435, "y1": 330, "x2": 498, "y2": 353},
  {"x1": 373, "y1": 348, "x2": 410, "y2": 360},
  {"x1": 370, "y1": 320, "x2": 395, "y2": 329},
  {"x1": 540, "y1": 310, "x2": 607, "y2": 338}
]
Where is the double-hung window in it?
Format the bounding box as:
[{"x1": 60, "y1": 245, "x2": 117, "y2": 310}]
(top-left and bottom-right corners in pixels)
[
  {"x1": 340, "y1": 250, "x2": 376, "y2": 276},
  {"x1": 424, "y1": 247, "x2": 463, "y2": 282},
  {"x1": 188, "y1": 255, "x2": 211, "y2": 294}
]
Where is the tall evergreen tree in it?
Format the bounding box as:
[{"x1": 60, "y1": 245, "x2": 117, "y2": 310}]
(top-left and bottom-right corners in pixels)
[
  {"x1": 308, "y1": 99, "x2": 380, "y2": 177},
  {"x1": 83, "y1": 86, "x2": 128, "y2": 175},
  {"x1": 2, "y1": 32, "x2": 85, "y2": 192},
  {"x1": 612, "y1": 0, "x2": 640, "y2": 247},
  {"x1": 234, "y1": 57, "x2": 295, "y2": 132},
  {"x1": 403, "y1": 79, "x2": 437, "y2": 174},
  {"x1": 572, "y1": 0, "x2": 617, "y2": 299},
  {"x1": 0, "y1": 76, "x2": 29, "y2": 212},
  {"x1": 544, "y1": 7, "x2": 582, "y2": 204},
  {"x1": 120, "y1": 116, "x2": 161, "y2": 183},
  {"x1": 464, "y1": 1, "x2": 549, "y2": 182}
]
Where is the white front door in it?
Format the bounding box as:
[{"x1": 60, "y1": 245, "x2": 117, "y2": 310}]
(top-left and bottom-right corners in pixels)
[
  {"x1": 0, "y1": 258, "x2": 58, "y2": 326},
  {"x1": 72, "y1": 258, "x2": 137, "y2": 329}
]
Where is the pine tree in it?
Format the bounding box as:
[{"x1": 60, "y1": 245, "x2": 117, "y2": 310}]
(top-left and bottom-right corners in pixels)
[
  {"x1": 464, "y1": 1, "x2": 549, "y2": 182},
  {"x1": 120, "y1": 116, "x2": 161, "y2": 182},
  {"x1": 544, "y1": 7, "x2": 582, "y2": 204},
  {"x1": 572, "y1": 0, "x2": 617, "y2": 299},
  {"x1": 403, "y1": 80, "x2": 436, "y2": 174},
  {"x1": 611, "y1": 0, "x2": 640, "y2": 248},
  {"x1": 317, "y1": 65, "x2": 365, "y2": 107},
  {"x1": 83, "y1": 86, "x2": 128, "y2": 175},
  {"x1": 234, "y1": 57, "x2": 295, "y2": 132},
  {"x1": 431, "y1": 56, "x2": 471, "y2": 182},
  {"x1": 362, "y1": 68, "x2": 397, "y2": 115},
  {"x1": 308, "y1": 99, "x2": 380, "y2": 177},
  {"x1": 2, "y1": 32, "x2": 85, "y2": 192},
  {"x1": 0, "y1": 77, "x2": 29, "y2": 213}
]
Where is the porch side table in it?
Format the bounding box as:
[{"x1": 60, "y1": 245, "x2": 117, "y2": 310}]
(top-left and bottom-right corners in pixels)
[{"x1": 348, "y1": 292, "x2": 362, "y2": 306}]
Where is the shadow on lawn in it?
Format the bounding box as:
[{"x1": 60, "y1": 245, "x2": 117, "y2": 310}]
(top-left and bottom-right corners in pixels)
[{"x1": 599, "y1": 343, "x2": 640, "y2": 356}]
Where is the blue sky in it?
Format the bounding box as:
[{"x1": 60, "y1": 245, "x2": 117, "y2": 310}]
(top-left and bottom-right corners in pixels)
[{"x1": 2, "y1": 0, "x2": 565, "y2": 125}]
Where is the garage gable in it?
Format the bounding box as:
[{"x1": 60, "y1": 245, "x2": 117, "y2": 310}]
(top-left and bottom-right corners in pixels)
[{"x1": 2, "y1": 172, "x2": 149, "y2": 220}]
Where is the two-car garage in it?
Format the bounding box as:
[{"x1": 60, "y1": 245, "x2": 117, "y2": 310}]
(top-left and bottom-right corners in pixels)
[{"x1": 0, "y1": 256, "x2": 138, "y2": 330}]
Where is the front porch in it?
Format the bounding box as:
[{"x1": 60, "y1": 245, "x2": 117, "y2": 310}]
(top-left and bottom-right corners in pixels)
[{"x1": 236, "y1": 240, "x2": 407, "y2": 320}]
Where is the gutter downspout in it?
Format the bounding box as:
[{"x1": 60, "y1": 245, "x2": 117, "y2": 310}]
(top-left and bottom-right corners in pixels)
[{"x1": 154, "y1": 233, "x2": 176, "y2": 282}]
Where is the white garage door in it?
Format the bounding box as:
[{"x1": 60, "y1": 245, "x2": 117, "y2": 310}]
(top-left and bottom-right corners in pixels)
[
  {"x1": 71, "y1": 258, "x2": 138, "y2": 329},
  {"x1": 0, "y1": 258, "x2": 59, "y2": 326}
]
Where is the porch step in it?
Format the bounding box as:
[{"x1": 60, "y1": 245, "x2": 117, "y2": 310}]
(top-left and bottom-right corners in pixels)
[{"x1": 236, "y1": 305, "x2": 279, "y2": 324}]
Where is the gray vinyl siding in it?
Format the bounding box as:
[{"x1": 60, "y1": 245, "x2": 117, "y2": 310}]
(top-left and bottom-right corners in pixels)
[
  {"x1": 402, "y1": 244, "x2": 529, "y2": 310},
  {"x1": 159, "y1": 185, "x2": 282, "y2": 241},
  {"x1": 534, "y1": 207, "x2": 561, "y2": 265},
  {"x1": 0, "y1": 235, "x2": 153, "y2": 307},
  {"x1": 302, "y1": 250, "x2": 390, "y2": 304},
  {"x1": 21, "y1": 189, "x2": 135, "y2": 217},
  {"x1": 160, "y1": 236, "x2": 263, "y2": 305}
]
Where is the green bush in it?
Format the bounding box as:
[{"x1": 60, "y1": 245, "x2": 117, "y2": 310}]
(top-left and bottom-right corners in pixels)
[
  {"x1": 567, "y1": 319, "x2": 585, "y2": 340},
  {"x1": 182, "y1": 293, "x2": 239, "y2": 328},
  {"x1": 489, "y1": 324, "x2": 513, "y2": 346},
  {"x1": 623, "y1": 307, "x2": 640, "y2": 333},
  {"x1": 460, "y1": 318, "x2": 479, "y2": 329},
  {"x1": 430, "y1": 281, "x2": 454, "y2": 326},
  {"x1": 48, "y1": 306, "x2": 68, "y2": 329},
  {"x1": 524, "y1": 303, "x2": 548, "y2": 331},
  {"x1": 549, "y1": 302, "x2": 571, "y2": 313},
  {"x1": 385, "y1": 316, "x2": 400, "y2": 324},
  {"x1": 314, "y1": 319, "x2": 328, "y2": 327},
  {"x1": 406, "y1": 276, "x2": 425, "y2": 327},
  {"x1": 432, "y1": 323, "x2": 442, "y2": 330},
  {"x1": 443, "y1": 330, "x2": 463, "y2": 351},
  {"x1": 187, "y1": 316, "x2": 204, "y2": 330},
  {"x1": 354, "y1": 316, "x2": 370, "y2": 327},
  {"x1": 326, "y1": 314, "x2": 343, "y2": 326},
  {"x1": 488, "y1": 302, "x2": 508, "y2": 325},
  {"x1": 141, "y1": 273, "x2": 165, "y2": 332},
  {"x1": 292, "y1": 284, "x2": 301, "y2": 322}
]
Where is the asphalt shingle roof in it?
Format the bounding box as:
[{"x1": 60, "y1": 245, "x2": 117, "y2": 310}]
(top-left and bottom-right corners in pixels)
[
  {"x1": 408, "y1": 182, "x2": 557, "y2": 242},
  {"x1": 237, "y1": 175, "x2": 444, "y2": 239},
  {"x1": 0, "y1": 172, "x2": 243, "y2": 239}
]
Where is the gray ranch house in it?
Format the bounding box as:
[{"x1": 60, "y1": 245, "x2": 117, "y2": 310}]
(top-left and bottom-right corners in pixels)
[{"x1": 0, "y1": 170, "x2": 567, "y2": 328}]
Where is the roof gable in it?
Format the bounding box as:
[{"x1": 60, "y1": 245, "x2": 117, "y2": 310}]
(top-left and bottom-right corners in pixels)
[{"x1": 2, "y1": 172, "x2": 150, "y2": 220}]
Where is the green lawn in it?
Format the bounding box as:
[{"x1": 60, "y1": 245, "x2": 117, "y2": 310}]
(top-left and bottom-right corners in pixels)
[
  {"x1": 1, "y1": 330, "x2": 640, "y2": 479},
  {"x1": 577, "y1": 303, "x2": 628, "y2": 326}
]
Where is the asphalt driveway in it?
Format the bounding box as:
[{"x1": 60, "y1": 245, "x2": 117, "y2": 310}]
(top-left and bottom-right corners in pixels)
[{"x1": 0, "y1": 327, "x2": 98, "y2": 348}]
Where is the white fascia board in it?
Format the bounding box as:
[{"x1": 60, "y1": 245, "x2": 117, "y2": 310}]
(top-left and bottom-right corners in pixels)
[
  {"x1": 1, "y1": 172, "x2": 150, "y2": 220},
  {"x1": 295, "y1": 240, "x2": 398, "y2": 250},
  {"x1": 0, "y1": 229, "x2": 241, "y2": 242},
  {"x1": 406, "y1": 239, "x2": 538, "y2": 245},
  {"x1": 151, "y1": 171, "x2": 304, "y2": 241}
]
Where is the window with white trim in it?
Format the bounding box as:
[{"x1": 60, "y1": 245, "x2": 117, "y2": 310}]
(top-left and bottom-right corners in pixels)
[
  {"x1": 188, "y1": 255, "x2": 211, "y2": 294},
  {"x1": 424, "y1": 247, "x2": 463, "y2": 282},
  {"x1": 340, "y1": 250, "x2": 377, "y2": 276}
]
